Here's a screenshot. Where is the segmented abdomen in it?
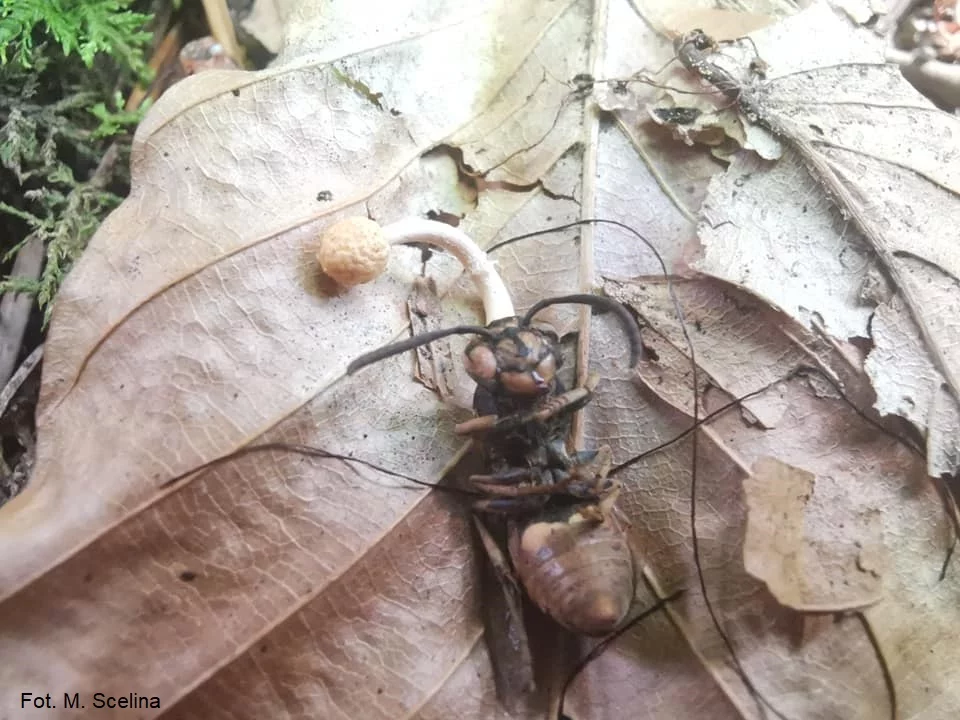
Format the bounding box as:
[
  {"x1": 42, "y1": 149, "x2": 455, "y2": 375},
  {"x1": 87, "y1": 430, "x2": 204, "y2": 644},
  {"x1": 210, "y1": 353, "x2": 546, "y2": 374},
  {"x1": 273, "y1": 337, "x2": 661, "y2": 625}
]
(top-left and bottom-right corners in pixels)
[{"x1": 508, "y1": 507, "x2": 634, "y2": 636}]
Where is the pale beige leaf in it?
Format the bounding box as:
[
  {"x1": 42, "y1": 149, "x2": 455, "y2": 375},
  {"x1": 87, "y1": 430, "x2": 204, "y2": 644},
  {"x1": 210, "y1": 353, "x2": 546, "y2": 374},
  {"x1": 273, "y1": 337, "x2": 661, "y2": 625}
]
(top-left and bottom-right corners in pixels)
[
  {"x1": 866, "y1": 292, "x2": 960, "y2": 475},
  {"x1": 591, "y1": 278, "x2": 947, "y2": 719},
  {"x1": 744, "y1": 456, "x2": 885, "y2": 611},
  {"x1": 684, "y1": 1, "x2": 960, "y2": 475},
  {"x1": 240, "y1": 0, "x2": 287, "y2": 54}
]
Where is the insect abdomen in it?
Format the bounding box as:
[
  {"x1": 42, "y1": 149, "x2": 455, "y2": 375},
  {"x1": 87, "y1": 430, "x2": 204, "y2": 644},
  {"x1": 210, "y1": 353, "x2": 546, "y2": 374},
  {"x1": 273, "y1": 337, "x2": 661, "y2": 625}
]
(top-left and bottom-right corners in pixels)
[{"x1": 508, "y1": 506, "x2": 634, "y2": 636}]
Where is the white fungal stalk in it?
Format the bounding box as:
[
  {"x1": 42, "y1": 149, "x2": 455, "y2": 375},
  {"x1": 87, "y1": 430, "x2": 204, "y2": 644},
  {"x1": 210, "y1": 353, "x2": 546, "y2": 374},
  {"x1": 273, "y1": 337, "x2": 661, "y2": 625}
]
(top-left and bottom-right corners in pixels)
[{"x1": 381, "y1": 218, "x2": 514, "y2": 323}]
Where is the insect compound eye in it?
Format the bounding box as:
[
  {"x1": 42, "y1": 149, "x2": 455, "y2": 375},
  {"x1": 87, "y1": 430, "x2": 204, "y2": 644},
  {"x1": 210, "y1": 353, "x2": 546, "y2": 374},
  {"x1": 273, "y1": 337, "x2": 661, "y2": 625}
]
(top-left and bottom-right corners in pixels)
[
  {"x1": 499, "y1": 370, "x2": 548, "y2": 396},
  {"x1": 463, "y1": 344, "x2": 498, "y2": 386},
  {"x1": 533, "y1": 352, "x2": 557, "y2": 386},
  {"x1": 492, "y1": 328, "x2": 560, "y2": 397}
]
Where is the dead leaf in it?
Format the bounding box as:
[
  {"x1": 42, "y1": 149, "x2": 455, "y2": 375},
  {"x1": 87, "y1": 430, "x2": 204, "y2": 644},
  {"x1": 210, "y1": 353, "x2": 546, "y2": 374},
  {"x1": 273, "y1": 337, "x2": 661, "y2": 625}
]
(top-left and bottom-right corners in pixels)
[
  {"x1": 590, "y1": 273, "x2": 947, "y2": 719},
  {"x1": 744, "y1": 456, "x2": 886, "y2": 611},
  {"x1": 3, "y1": 1, "x2": 960, "y2": 719},
  {"x1": 240, "y1": 0, "x2": 287, "y2": 55},
  {"x1": 676, "y1": 1, "x2": 960, "y2": 477}
]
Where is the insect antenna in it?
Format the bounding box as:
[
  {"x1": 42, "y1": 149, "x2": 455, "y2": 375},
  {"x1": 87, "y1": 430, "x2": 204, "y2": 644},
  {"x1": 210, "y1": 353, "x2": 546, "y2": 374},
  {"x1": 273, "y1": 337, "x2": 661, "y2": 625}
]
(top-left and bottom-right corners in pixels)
[
  {"x1": 158, "y1": 441, "x2": 482, "y2": 498},
  {"x1": 610, "y1": 362, "x2": 925, "y2": 474},
  {"x1": 608, "y1": 369, "x2": 806, "y2": 477},
  {"x1": 346, "y1": 325, "x2": 495, "y2": 376},
  {"x1": 521, "y1": 293, "x2": 642, "y2": 367}
]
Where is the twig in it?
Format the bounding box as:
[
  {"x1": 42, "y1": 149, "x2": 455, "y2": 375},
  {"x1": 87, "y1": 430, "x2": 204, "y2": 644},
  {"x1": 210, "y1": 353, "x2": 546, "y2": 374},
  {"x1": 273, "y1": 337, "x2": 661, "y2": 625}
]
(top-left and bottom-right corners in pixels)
[
  {"x1": 0, "y1": 236, "x2": 44, "y2": 388},
  {"x1": 0, "y1": 344, "x2": 43, "y2": 421},
  {"x1": 201, "y1": 0, "x2": 246, "y2": 65}
]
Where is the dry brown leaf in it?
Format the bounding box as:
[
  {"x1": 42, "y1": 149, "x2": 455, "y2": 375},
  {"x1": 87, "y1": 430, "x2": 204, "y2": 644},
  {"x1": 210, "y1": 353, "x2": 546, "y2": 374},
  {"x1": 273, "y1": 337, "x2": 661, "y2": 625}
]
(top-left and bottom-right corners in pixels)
[
  {"x1": 590, "y1": 273, "x2": 953, "y2": 719},
  {"x1": 3, "y1": 1, "x2": 960, "y2": 719},
  {"x1": 743, "y1": 456, "x2": 886, "y2": 612},
  {"x1": 679, "y1": 1, "x2": 960, "y2": 477}
]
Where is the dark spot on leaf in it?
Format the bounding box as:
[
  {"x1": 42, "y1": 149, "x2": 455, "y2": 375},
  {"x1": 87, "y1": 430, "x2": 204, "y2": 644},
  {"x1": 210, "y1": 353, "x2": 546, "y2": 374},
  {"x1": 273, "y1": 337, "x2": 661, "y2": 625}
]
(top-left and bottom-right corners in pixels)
[
  {"x1": 571, "y1": 72, "x2": 593, "y2": 92},
  {"x1": 83, "y1": 572, "x2": 93, "y2": 583},
  {"x1": 316, "y1": 190, "x2": 333, "y2": 202},
  {"x1": 390, "y1": 108, "x2": 401, "y2": 117},
  {"x1": 651, "y1": 106, "x2": 701, "y2": 125},
  {"x1": 425, "y1": 209, "x2": 461, "y2": 226},
  {"x1": 808, "y1": 124, "x2": 824, "y2": 136},
  {"x1": 231, "y1": 88, "x2": 240, "y2": 97},
  {"x1": 179, "y1": 570, "x2": 197, "y2": 582}
]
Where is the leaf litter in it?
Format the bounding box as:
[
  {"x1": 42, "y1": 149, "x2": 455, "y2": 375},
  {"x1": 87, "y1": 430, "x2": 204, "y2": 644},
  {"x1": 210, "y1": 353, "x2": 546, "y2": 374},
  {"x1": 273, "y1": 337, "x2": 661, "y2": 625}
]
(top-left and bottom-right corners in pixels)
[
  {"x1": 2, "y1": 1, "x2": 960, "y2": 719},
  {"x1": 674, "y1": 1, "x2": 960, "y2": 478}
]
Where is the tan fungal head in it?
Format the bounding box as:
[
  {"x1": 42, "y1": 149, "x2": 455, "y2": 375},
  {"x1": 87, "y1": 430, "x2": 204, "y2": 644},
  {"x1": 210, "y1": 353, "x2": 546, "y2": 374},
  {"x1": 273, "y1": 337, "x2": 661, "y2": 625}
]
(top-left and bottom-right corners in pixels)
[
  {"x1": 316, "y1": 217, "x2": 390, "y2": 287},
  {"x1": 317, "y1": 216, "x2": 515, "y2": 325}
]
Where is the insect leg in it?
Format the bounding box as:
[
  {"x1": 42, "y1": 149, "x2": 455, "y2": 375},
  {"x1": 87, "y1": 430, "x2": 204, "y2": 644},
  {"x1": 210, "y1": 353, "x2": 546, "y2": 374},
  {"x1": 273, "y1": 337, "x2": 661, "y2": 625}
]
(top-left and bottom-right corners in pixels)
[
  {"x1": 454, "y1": 387, "x2": 592, "y2": 438},
  {"x1": 471, "y1": 472, "x2": 575, "y2": 498},
  {"x1": 551, "y1": 446, "x2": 615, "y2": 500},
  {"x1": 474, "y1": 515, "x2": 521, "y2": 593},
  {"x1": 469, "y1": 467, "x2": 538, "y2": 485},
  {"x1": 473, "y1": 496, "x2": 551, "y2": 514},
  {"x1": 525, "y1": 385, "x2": 593, "y2": 425},
  {"x1": 456, "y1": 377, "x2": 601, "y2": 440},
  {"x1": 455, "y1": 414, "x2": 499, "y2": 435}
]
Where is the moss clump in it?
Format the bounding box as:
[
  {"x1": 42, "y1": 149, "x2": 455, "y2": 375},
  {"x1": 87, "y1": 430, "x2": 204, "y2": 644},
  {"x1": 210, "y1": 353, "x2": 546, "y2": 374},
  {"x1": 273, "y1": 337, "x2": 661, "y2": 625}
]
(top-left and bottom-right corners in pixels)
[{"x1": 0, "y1": 0, "x2": 154, "y2": 324}]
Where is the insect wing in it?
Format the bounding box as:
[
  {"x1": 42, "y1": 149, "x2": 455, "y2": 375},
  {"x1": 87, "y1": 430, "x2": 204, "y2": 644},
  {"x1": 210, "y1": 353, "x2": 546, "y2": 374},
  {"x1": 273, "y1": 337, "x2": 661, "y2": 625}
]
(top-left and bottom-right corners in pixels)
[{"x1": 473, "y1": 516, "x2": 536, "y2": 710}]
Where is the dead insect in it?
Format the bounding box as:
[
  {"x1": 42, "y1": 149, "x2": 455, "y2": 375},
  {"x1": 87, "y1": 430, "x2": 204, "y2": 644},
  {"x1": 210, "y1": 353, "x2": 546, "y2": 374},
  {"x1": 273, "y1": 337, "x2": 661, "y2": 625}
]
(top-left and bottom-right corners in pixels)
[
  {"x1": 347, "y1": 290, "x2": 645, "y2": 701},
  {"x1": 453, "y1": 310, "x2": 639, "y2": 636},
  {"x1": 673, "y1": 28, "x2": 768, "y2": 122}
]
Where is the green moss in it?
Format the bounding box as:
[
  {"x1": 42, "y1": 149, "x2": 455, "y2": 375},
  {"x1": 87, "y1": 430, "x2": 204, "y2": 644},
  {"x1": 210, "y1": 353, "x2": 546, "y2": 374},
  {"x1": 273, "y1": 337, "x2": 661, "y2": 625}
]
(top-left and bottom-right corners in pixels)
[
  {"x1": 0, "y1": 0, "x2": 152, "y2": 72},
  {"x1": 0, "y1": 1, "x2": 154, "y2": 324}
]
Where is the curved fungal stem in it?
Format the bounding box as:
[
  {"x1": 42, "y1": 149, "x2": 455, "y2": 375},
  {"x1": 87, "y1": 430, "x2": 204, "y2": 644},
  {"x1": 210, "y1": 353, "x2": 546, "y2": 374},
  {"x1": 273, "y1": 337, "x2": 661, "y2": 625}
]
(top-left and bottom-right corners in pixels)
[{"x1": 382, "y1": 218, "x2": 514, "y2": 323}]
